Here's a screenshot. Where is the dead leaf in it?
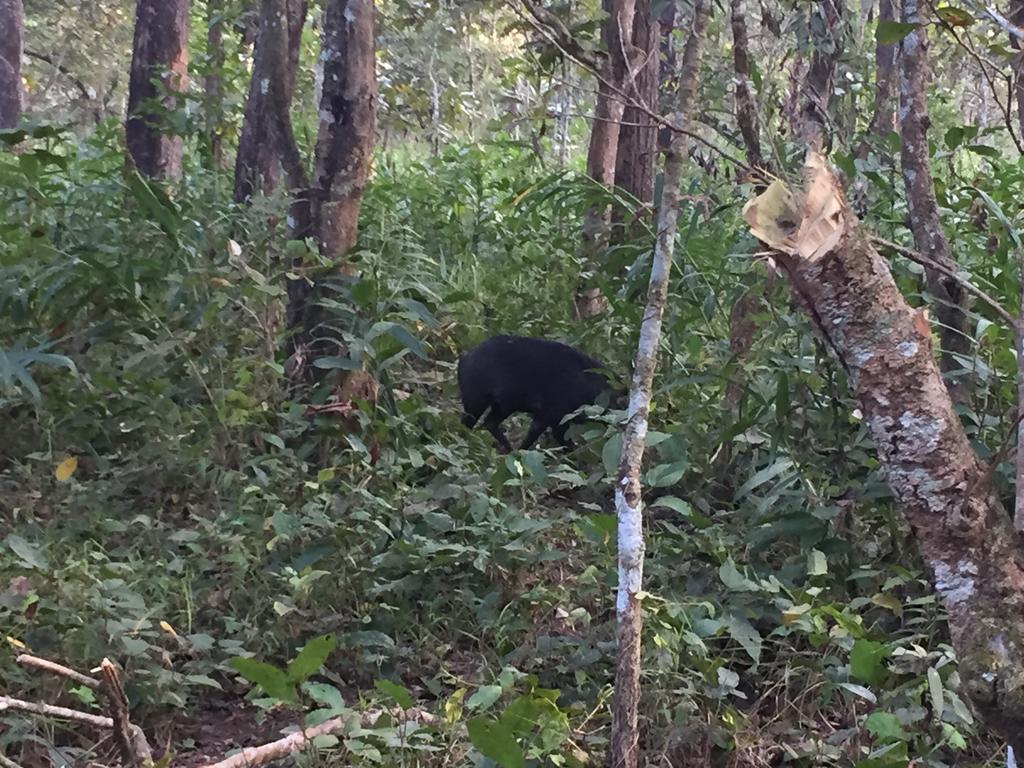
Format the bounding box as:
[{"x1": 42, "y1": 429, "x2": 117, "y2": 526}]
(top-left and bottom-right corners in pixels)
[
  {"x1": 796, "y1": 150, "x2": 847, "y2": 260},
  {"x1": 55, "y1": 455, "x2": 77, "y2": 482},
  {"x1": 742, "y1": 180, "x2": 800, "y2": 252}
]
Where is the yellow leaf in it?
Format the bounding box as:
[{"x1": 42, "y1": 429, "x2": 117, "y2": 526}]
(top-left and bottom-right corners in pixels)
[
  {"x1": 159, "y1": 621, "x2": 178, "y2": 637},
  {"x1": 210, "y1": 277, "x2": 233, "y2": 288},
  {"x1": 782, "y1": 603, "x2": 812, "y2": 625},
  {"x1": 871, "y1": 593, "x2": 904, "y2": 617},
  {"x1": 6, "y1": 635, "x2": 26, "y2": 649},
  {"x1": 741, "y1": 180, "x2": 800, "y2": 252},
  {"x1": 55, "y1": 455, "x2": 78, "y2": 482}
]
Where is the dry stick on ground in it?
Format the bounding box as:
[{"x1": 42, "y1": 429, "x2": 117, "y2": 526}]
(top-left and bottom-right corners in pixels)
[
  {"x1": 197, "y1": 709, "x2": 437, "y2": 768},
  {"x1": 0, "y1": 695, "x2": 115, "y2": 729},
  {"x1": 16, "y1": 653, "x2": 101, "y2": 689}
]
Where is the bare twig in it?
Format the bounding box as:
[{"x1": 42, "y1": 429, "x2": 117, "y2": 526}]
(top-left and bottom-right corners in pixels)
[
  {"x1": 0, "y1": 695, "x2": 114, "y2": 729},
  {"x1": 0, "y1": 752, "x2": 26, "y2": 768},
  {"x1": 518, "y1": 0, "x2": 602, "y2": 71},
  {"x1": 16, "y1": 654, "x2": 101, "y2": 690},
  {"x1": 197, "y1": 709, "x2": 437, "y2": 768},
  {"x1": 983, "y1": 4, "x2": 1024, "y2": 40},
  {"x1": 99, "y1": 659, "x2": 152, "y2": 768},
  {"x1": 870, "y1": 235, "x2": 1018, "y2": 329}
]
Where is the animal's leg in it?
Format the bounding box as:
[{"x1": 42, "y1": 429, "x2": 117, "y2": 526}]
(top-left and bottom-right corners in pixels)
[
  {"x1": 482, "y1": 410, "x2": 514, "y2": 453},
  {"x1": 520, "y1": 417, "x2": 550, "y2": 450}
]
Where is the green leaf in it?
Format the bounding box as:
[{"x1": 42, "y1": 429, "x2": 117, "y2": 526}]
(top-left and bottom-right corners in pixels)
[
  {"x1": 350, "y1": 279, "x2": 375, "y2": 307},
  {"x1": 125, "y1": 170, "x2": 180, "y2": 244},
  {"x1": 967, "y1": 143, "x2": 1000, "y2": 158},
  {"x1": 927, "y1": 667, "x2": 944, "y2": 720},
  {"x1": 850, "y1": 639, "x2": 889, "y2": 686},
  {"x1": 807, "y1": 549, "x2": 828, "y2": 576},
  {"x1": 650, "y1": 495, "x2": 692, "y2": 517},
  {"x1": 876, "y1": 20, "x2": 918, "y2": 45},
  {"x1": 229, "y1": 658, "x2": 296, "y2": 703},
  {"x1": 374, "y1": 678, "x2": 413, "y2": 710},
  {"x1": 467, "y1": 685, "x2": 503, "y2": 712},
  {"x1": 719, "y1": 558, "x2": 758, "y2": 592},
  {"x1": 602, "y1": 432, "x2": 623, "y2": 477},
  {"x1": 467, "y1": 717, "x2": 524, "y2": 768},
  {"x1": 935, "y1": 5, "x2": 974, "y2": 26},
  {"x1": 725, "y1": 614, "x2": 762, "y2": 663},
  {"x1": 286, "y1": 634, "x2": 337, "y2": 683},
  {"x1": 5, "y1": 534, "x2": 48, "y2": 570},
  {"x1": 312, "y1": 356, "x2": 360, "y2": 370},
  {"x1": 865, "y1": 711, "x2": 908, "y2": 743}
]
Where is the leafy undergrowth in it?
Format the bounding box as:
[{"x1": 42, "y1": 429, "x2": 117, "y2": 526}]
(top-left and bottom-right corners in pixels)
[{"x1": 1, "y1": 127, "x2": 1015, "y2": 767}]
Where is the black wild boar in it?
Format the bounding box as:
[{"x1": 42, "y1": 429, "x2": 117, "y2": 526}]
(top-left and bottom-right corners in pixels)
[{"x1": 458, "y1": 335, "x2": 616, "y2": 452}]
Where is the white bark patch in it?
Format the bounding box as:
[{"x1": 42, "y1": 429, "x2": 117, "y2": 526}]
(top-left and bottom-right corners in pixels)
[
  {"x1": 259, "y1": 78, "x2": 270, "y2": 95},
  {"x1": 933, "y1": 560, "x2": 977, "y2": 605},
  {"x1": 898, "y1": 340, "x2": 918, "y2": 357},
  {"x1": 614, "y1": 487, "x2": 645, "y2": 616},
  {"x1": 898, "y1": 410, "x2": 942, "y2": 453}
]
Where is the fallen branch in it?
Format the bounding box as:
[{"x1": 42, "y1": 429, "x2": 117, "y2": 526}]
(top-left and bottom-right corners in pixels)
[
  {"x1": 0, "y1": 695, "x2": 114, "y2": 729},
  {"x1": 197, "y1": 708, "x2": 437, "y2": 768},
  {"x1": 870, "y1": 234, "x2": 1017, "y2": 329},
  {"x1": 16, "y1": 653, "x2": 101, "y2": 689}
]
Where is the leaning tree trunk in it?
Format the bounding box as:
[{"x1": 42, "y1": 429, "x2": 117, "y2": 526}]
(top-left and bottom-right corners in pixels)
[
  {"x1": 744, "y1": 149, "x2": 1024, "y2": 755},
  {"x1": 793, "y1": 0, "x2": 843, "y2": 146},
  {"x1": 575, "y1": 0, "x2": 637, "y2": 320},
  {"x1": 898, "y1": 0, "x2": 971, "y2": 395},
  {"x1": 205, "y1": 0, "x2": 226, "y2": 169},
  {"x1": 610, "y1": 3, "x2": 710, "y2": 766},
  {"x1": 730, "y1": 0, "x2": 765, "y2": 173},
  {"x1": 0, "y1": 0, "x2": 23, "y2": 129},
  {"x1": 126, "y1": 0, "x2": 190, "y2": 180},
  {"x1": 612, "y1": 0, "x2": 658, "y2": 237},
  {"x1": 866, "y1": 0, "x2": 897, "y2": 138},
  {"x1": 233, "y1": 0, "x2": 307, "y2": 202},
  {"x1": 285, "y1": 0, "x2": 375, "y2": 370}
]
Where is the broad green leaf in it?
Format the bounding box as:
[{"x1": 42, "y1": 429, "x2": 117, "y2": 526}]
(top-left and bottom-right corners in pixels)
[
  {"x1": 286, "y1": 634, "x2": 336, "y2": 682},
  {"x1": 229, "y1": 658, "x2": 296, "y2": 703},
  {"x1": 936, "y1": 6, "x2": 974, "y2": 26},
  {"x1": 602, "y1": 432, "x2": 623, "y2": 477},
  {"x1": 725, "y1": 614, "x2": 762, "y2": 663},
  {"x1": 312, "y1": 356, "x2": 360, "y2": 370},
  {"x1": 650, "y1": 495, "x2": 691, "y2": 516},
  {"x1": 807, "y1": 549, "x2": 828, "y2": 576},
  {"x1": 374, "y1": 678, "x2": 413, "y2": 710},
  {"x1": 467, "y1": 685, "x2": 503, "y2": 712},
  {"x1": 865, "y1": 711, "x2": 907, "y2": 742},
  {"x1": 927, "y1": 667, "x2": 944, "y2": 720},
  {"x1": 876, "y1": 20, "x2": 918, "y2": 45},
  {"x1": 850, "y1": 639, "x2": 889, "y2": 685},
  {"x1": 719, "y1": 558, "x2": 758, "y2": 592},
  {"x1": 467, "y1": 717, "x2": 524, "y2": 768},
  {"x1": 5, "y1": 534, "x2": 48, "y2": 570}
]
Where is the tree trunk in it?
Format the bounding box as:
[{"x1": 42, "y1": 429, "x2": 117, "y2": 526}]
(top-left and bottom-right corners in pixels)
[
  {"x1": 309, "y1": 0, "x2": 375, "y2": 261},
  {"x1": 0, "y1": 0, "x2": 23, "y2": 129},
  {"x1": 613, "y1": 0, "x2": 658, "y2": 234},
  {"x1": 610, "y1": 3, "x2": 710, "y2": 767},
  {"x1": 730, "y1": 0, "x2": 765, "y2": 172},
  {"x1": 126, "y1": 0, "x2": 190, "y2": 180},
  {"x1": 866, "y1": 0, "x2": 897, "y2": 138},
  {"x1": 794, "y1": 0, "x2": 843, "y2": 146},
  {"x1": 205, "y1": 0, "x2": 226, "y2": 169},
  {"x1": 898, "y1": 0, "x2": 971, "y2": 395},
  {"x1": 285, "y1": 0, "x2": 375, "y2": 368},
  {"x1": 743, "y1": 149, "x2": 1024, "y2": 756},
  {"x1": 233, "y1": 0, "x2": 307, "y2": 202},
  {"x1": 575, "y1": 0, "x2": 637, "y2": 320}
]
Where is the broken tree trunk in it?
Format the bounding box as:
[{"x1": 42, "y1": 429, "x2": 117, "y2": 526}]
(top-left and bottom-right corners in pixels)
[{"x1": 743, "y1": 149, "x2": 1024, "y2": 754}]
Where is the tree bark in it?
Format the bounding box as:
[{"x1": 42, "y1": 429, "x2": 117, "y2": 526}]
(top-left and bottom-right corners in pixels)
[
  {"x1": 610, "y1": 3, "x2": 710, "y2": 767},
  {"x1": 743, "y1": 149, "x2": 1024, "y2": 756},
  {"x1": 205, "y1": 0, "x2": 226, "y2": 169},
  {"x1": 233, "y1": 0, "x2": 307, "y2": 202},
  {"x1": 794, "y1": 0, "x2": 843, "y2": 146},
  {"x1": 613, "y1": 0, "x2": 658, "y2": 235},
  {"x1": 285, "y1": 0, "x2": 375, "y2": 365},
  {"x1": 575, "y1": 0, "x2": 637, "y2": 320},
  {"x1": 898, "y1": 0, "x2": 971, "y2": 394},
  {"x1": 866, "y1": 0, "x2": 897, "y2": 138},
  {"x1": 126, "y1": 0, "x2": 190, "y2": 180},
  {"x1": 0, "y1": 0, "x2": 23, "y2": 129},
  {"x1": 730, "y1": 0, "x2": 765, "y2": 172}
]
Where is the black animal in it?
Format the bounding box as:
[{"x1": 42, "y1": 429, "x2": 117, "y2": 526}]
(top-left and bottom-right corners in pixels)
[{"x1": 458, "y1": 335, "x2": 615, "y2": 452}]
